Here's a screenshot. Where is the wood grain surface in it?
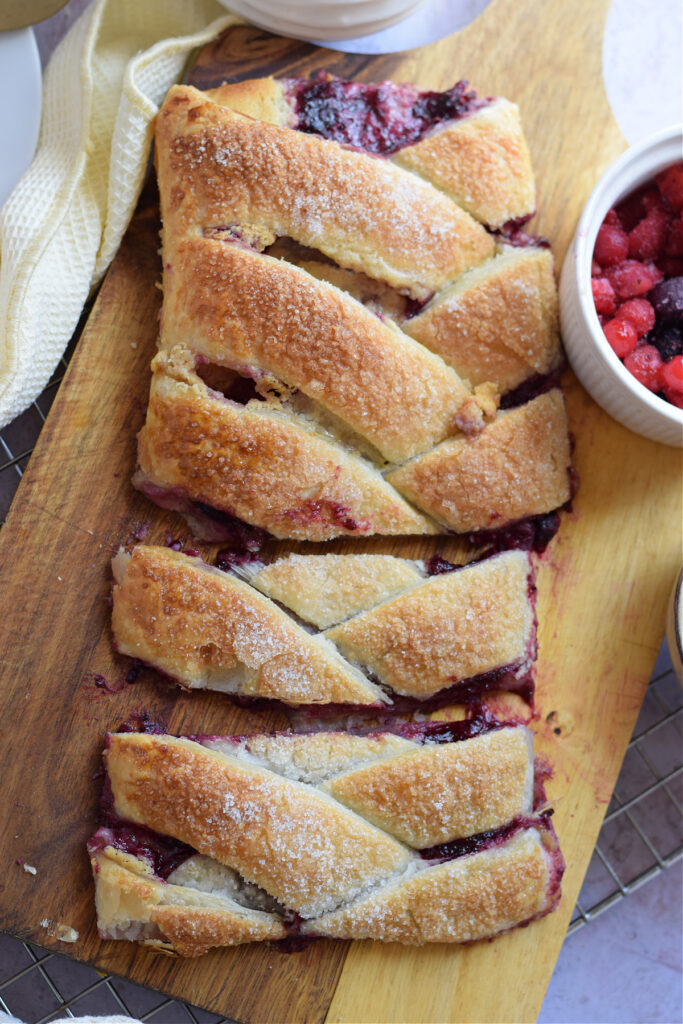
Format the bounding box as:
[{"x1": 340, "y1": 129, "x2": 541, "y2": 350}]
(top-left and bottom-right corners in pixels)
[{"x1": 0, "y1": 1, "x2": 681, "y2": 1022}]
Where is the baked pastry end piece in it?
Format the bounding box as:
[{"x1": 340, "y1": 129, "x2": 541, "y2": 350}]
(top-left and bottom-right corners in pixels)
[
  {"x1": 306, "y1": 824, "x2": 562, "y2": 944},
  {"x1": 386, "y1": 389, "x2": 572, "y2": 535}
]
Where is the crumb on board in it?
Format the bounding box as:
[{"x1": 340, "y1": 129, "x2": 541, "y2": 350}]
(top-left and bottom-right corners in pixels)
[{"x1": 39, "y1": 918, "x2": 79, "y2": 943}]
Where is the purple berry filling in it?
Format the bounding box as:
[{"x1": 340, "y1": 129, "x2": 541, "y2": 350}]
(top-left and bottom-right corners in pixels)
[{"x1": 285, "y1": 72, "x2": 487, "y2": 156}]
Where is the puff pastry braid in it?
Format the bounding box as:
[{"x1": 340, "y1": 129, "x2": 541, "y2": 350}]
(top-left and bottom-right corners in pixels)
[
  {"x1": 134, "y1": 77, "x2": 571, "y2": 542},
  {"x1": 88, "y1": 726, "x2": 564, "y2": 954},
  {"x1": 111, "y1": 545, "x2": 537, "y2": 706}
]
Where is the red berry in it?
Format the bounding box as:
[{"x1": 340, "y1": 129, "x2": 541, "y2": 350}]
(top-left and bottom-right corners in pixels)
[
  {"x1": 661, "y1": 355, "x2": 683, "y2": 394},
  {"x1": 606, "y1": 259, "x2": 663, "y2": 299},
  {"x1": 623, "y1": 345, "x2": 664, "y2": 391},
  {"x1": 604, "y1": 208, "x2": 621, "y2": 226},
  {"x1": 615, "y1": 298, "x2": 655, "y2": 336},
  {"x1": 656, "y1": 257, "x2": 683, "y2": 277},
  {"x1": 591, "y1": 277, "x2": 617, "y2": 315},
  {"x1": 594, "y1": 223, "x2": 629, "y2": 266},
  {"x1": 642, "y1": 188, "x2": 665, "y2": 215},
  {"x1": 617, "y1": 186, "x2": 647, "y2": 231},
  {"x1": 628, "y1": 206, "x2": 668, "y2": 260},
  {"x1": 591, "y1": 258, "x2": 602, "y2": 277},
  {"x1": 656, "y1": 164, "x2": 683, "y2": 212},
  {"x1": 604, "y1": 318, "x2": 638, "y2": 358},
  {"x1": 665, "y1": 389, "x2": 683, "y2": 408},
  {"x1": 664, "y1": 214, "x2": 683, "y2": 257}
]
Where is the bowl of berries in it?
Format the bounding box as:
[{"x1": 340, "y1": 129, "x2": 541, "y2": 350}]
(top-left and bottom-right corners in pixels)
[{"x1": 560, "y1": 125, "x2": 683, "y2": 446}]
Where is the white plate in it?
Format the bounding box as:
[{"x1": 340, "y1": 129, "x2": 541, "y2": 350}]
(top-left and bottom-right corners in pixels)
[{"x1": 0, "y1": 28, "x2": 42, "y2": 210}]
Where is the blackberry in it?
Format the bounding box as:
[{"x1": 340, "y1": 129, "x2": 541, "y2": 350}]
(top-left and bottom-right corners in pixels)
[{"x1": 648, "y1": 323, "x2": 683, "y2": 362}]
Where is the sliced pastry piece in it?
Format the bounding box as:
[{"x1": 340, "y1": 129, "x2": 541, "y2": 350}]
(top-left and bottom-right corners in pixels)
[
  {"x1": 112, "y1": 546, "x2": 537, "y2": 705},
  {"x1": 156, "y1": 84, "x2": 495, "y2": 298},
  {"x1": 325, "y1": 549, "x2": 536, "y2": 698},
  {"x1": 404, "y1": 246, "x2": 561, "y2": 393},
  {"x1": 134, "y1": 348, "x2": 435, "y2": 541},
  {"x1": 160, "y1": 237, "x2": 492, "y2": 459},
  {"x1": 207, "y1": 74, "x2": 536, "y2": 227},
  {"x1": 89, "y1": 724, "x2": 562, "y2": 952},
  {"x1": 111, "y1": 545, "x2": 385, "y2": 705},
  {"x1": 386, "y1": 389, "x2": 572, "y2": 535},
  {"x1": 240, "y1": 552, "x2": 424, "y2": 629}
]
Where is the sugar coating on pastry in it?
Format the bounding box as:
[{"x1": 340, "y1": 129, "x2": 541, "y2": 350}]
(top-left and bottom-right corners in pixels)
[
  {"x1": 387, "y1": 390, "x2": 571, "y2": 533},
  {"x1": 326, "y1": 550, "x2": 535, "y2": 697},
  {"x1": 208, "y1": 76, "x2": 536, "y2": 228},
  {"x1": 89, "y1": 845, "x2": 285, "y2": 955},
  {"x1": 305, "y1": 827, "x2": 558, "y2": 943},
  {"x1": 321, "y1": 726, "x2": 534, "y2": 846},
  {"x1": 90, "y1": 728, "x2": 563, "y2": 952},
  {"x1": 106, "y1": 733, "x2": 411, "y2": 918},
  {"x1": 202, "y1": 731, "x2": 420, "y2": 785},
  {"x1": 135, "y1": 349, "x2": 435, "y2": 541},
  {"x1": 242, "y1": 553, "x2": 424, "y2": 629},
  {"x1": 111, "y1": 545, "x2": 385, "y2": 705},
  {"x1": 160, "y1": 237, "x2": 491, "y2": 460},
  {"x1": 405, "y1": 247, "x2": 561, "y2": 392},
  {"x1": 393, "y1": 99, "x2": 536, "y2": 228},
  {"x1": 156, "y1": 85, "x2": 495, "y2": 297}
]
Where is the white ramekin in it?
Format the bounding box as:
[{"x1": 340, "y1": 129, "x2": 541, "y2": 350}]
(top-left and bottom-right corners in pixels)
[
  {"x1": 560, "y1": 125, "x2": 683, "y2": 447},
  {"x1": 219, "y1": 0, "x2": 427, "y2": 41}
]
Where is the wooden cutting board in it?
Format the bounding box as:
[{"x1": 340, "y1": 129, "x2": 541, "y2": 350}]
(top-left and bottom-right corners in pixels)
[{"x1": 0, "y1": 1, "x2": 680, "y2": 1022}]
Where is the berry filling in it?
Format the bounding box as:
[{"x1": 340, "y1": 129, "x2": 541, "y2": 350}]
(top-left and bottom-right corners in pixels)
[
  {"x1": 285, "y1": 72, "x2": 487, "y2": 156},
  {"x1": 592, "y1": 162, "x2": 683, "y2": 408}
]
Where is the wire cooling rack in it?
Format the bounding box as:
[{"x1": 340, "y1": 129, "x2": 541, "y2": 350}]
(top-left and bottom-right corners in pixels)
[{"x1": 0, "y1": 356, "x2": 681, "y2": 1023}]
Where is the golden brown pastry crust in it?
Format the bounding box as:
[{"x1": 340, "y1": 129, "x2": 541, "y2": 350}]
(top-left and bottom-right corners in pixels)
[
  {"x1": 244, "y1": 553, "x2": 424, "y2": 629},
  {"x1": 207, "y1": 79, "x2": 536, "y2": 228},
  {"x1": 325, "y1": 550, "x2": 535, "y2": 697},
  {"x1": 322, "y1": 727, "x2": 534, "y2": 846},
  {"x1": 135, "y1": 348, "x2": 435, "y2": 541},
  {"x1": 393, "y1": 99, "x2": 536, "y2": 228},
  {"x1": 387, "y1": 390, "x2": 572, "y2": 533},
  {"x1": 305, "y1": 827, "x2": 557, "y2": 943},
  {"x1": 156, "y1": 85, "x2": 495, "y2": 297},
  {"x1": 111, "y1": 545, "x2": 385, "y2": 705},
  {"x1": 90, "y1": 847, "x2": 286, "y2": 956},
  {"x1": 106, "y1": 733, "x2": 411, "y2": 918},
  {"x1": 405, "y1": 247, "x2": 561, "y2": 392},
  {"x1": 160, "y1": 237, "x2": 489, "y2": 460}
]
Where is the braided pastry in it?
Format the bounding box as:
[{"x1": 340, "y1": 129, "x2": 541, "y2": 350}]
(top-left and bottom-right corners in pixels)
[
  {"x1": 88, "y1": 725, "x2": 563, "y2": 954},
  {"x1": 111, "y1": 545, "x2": 537, "y2": 706},
  {"x1": 134, "y1": 77, "x2": 571, "y2": 541}
]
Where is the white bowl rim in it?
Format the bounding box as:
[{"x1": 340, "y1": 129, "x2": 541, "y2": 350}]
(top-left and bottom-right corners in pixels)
[{"x1": 572, "y1": 123, "x2": 683, "y2": 430}]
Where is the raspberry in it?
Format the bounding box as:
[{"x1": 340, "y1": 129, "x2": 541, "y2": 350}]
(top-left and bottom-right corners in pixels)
[
  {"x1": 656, "y1": 165, "x2": 683, "y2": 212},
  {"x1": 628, "y1": 206, "x2": 668, "y2": 260},
  {"x1": 615, "y1": 298, "x2": 655, "y2": 336},
  {"x1": 606, "y1": 259, "x2": 663, "y2": 299},
  {"x1": 591, "y1": 258, "x2": 602, "y2": 277},
  {"x1": 664, "y1": 388, "x2": 683, "y2": 409},
  {"x1": 661, "y1": 354, "x2": 683, "y2": 394},
  {"x1": 657, "y1": 257, "x2": 683, "y2": 277},
  {"x1": 623, "y1": 344, "x2": 664, "y2": 391},
  {"x1": 594, "y1": 223, "x2": 629, "y2": 266},
  {"x1": 664, "y1": 215, "x2": 683, "y2": 257},
  {"x1": 603, "y1": 318, "x2": 638, "y2": 357},
  {"x1": 591, "y1": 277, "x2": 616, "y2": 315},
  {"x1": 642, "y1": 188, "x2": 665, "y2": 215},
  {"x1": 648, "y1": 324, "x2": 683, "y2": 362},
  {"x1": 617, "y1": 186, "x2": 647, "y2": 231},
  {"x1": 604, "y1": 208, "x2": 621, "y2": 226}
]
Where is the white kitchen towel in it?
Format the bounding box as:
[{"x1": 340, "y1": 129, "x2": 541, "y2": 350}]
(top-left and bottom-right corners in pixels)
[{"x1": 0, "y1": 0, "x2": 242, "y2": 428}]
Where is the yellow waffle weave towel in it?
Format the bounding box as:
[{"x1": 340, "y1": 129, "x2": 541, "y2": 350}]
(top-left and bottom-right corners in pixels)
[{"x1": 0, "y1": 0, "x2": 241, "y2": 427}]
